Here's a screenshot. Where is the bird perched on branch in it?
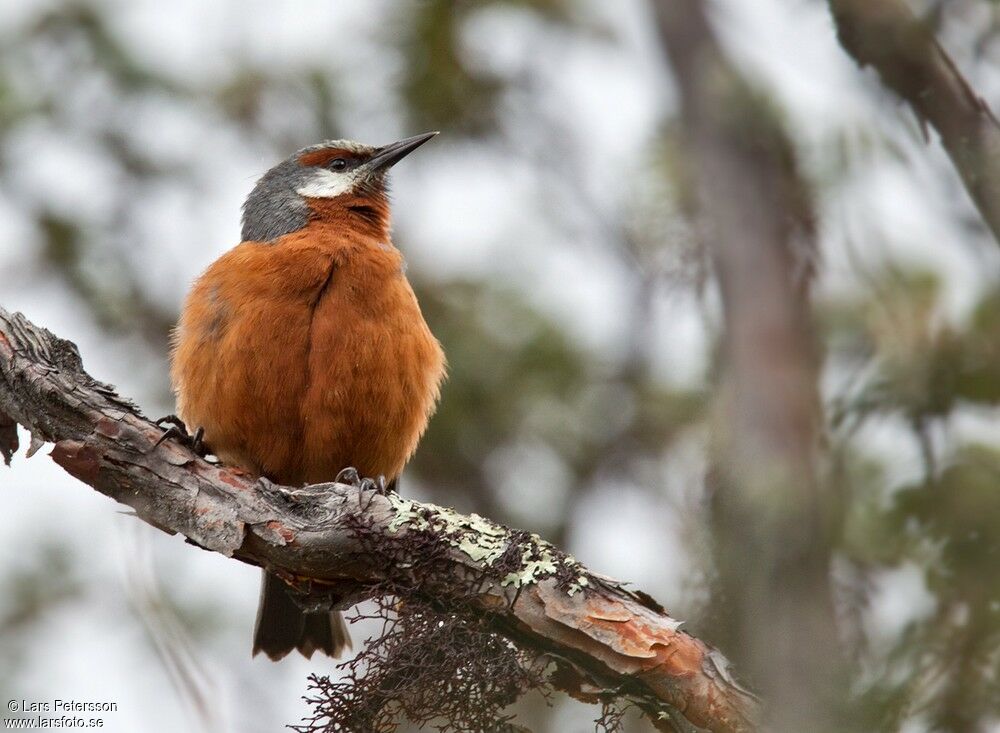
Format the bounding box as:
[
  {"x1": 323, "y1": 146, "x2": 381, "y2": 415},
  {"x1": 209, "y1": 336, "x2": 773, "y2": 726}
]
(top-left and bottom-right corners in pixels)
[{"x1": 168, "y1": 132, "x2": 446, "y2": 660}]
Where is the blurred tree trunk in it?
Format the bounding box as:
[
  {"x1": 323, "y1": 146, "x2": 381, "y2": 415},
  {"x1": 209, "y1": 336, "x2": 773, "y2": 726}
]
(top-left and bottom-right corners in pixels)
[{"x1": 650, "y1": 1, "x2": 846, "y2": 730}]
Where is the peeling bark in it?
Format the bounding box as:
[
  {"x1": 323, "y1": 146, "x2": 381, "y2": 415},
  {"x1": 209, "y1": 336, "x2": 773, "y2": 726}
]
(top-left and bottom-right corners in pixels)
[{"x1": 0, "y1": 307, "x2": 760, "y2": 733}]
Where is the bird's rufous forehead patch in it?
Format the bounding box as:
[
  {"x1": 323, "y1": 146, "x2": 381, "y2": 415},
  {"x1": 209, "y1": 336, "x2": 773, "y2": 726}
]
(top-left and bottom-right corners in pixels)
[{"x1": 298, "y1": 148, "x2": 363, "y2": 167}]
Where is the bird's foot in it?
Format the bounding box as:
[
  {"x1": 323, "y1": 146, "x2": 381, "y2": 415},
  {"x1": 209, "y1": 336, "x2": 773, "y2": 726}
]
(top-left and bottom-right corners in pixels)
[
  {"x1": 153, "y1": 414, "x2": 210, "y2": 458},
  {"x1": 155, "y1": 414, "x2": 186, "y2": 433},
  {"x1": 335, "y1": 467, "x2": 389, "y2": 494}
]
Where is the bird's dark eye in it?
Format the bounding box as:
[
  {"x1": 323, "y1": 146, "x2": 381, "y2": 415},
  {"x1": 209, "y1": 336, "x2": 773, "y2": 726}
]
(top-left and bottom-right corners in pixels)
[{"x1": 330, "y1": 158, "x2": 348, "y2": 171}]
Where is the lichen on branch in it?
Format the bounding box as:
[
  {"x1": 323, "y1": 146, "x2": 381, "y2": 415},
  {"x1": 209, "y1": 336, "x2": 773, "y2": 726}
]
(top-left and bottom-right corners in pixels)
[
  {"x1": 0, "y1": 307, "x2": 760, "y2": 733},
  {"x1": 385, "y1": 493, "x2": 590, "y2": 593}
]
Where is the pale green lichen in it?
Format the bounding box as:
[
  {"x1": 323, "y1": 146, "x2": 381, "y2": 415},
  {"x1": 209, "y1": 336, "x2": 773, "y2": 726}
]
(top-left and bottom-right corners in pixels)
[
  {"x1": 387, "y1": 494, "x2": 442, "y2": 533},
  {"x1": 387, "y1": 496, "x2": 509, "y2": 563},
  {"x1": 566, "y1": 575, "x2": 590, "y2": 596},
  {"x1": 500, "y1": 547, "x2": 559, "y2": 588},
  {"x1": 385, "y1": 493, "x2": 588, "y2": 592}
]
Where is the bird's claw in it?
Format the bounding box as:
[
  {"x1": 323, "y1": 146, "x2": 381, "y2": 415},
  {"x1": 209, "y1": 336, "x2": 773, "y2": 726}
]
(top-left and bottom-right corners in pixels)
[
  {"x1": 335, "y1": 467, "x2": 361, "y2": 485},
  {"x1": 155, "y1": 414, "x2": 186, "y2": 432},
  {"x1": 335, "y1": 467, "x2": 389, "y2": 495},
  {"x1": 153, "y1": 414, "x2": 210, "y2": 458}
]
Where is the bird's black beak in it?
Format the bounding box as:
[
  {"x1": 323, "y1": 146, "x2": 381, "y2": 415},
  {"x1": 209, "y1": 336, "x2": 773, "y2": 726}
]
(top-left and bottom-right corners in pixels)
[{"x1": 367, "y1": 131, "x2": 439, "y2": 171}]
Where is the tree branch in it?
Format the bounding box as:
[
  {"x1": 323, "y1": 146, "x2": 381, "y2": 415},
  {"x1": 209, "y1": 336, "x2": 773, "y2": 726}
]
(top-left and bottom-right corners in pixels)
[
  {"x1": 829, "y1": 0, "x2": 1000, "y2": 246},
  {"x1": 0, "y1": 307, "x2": 759, "y2": 733}
]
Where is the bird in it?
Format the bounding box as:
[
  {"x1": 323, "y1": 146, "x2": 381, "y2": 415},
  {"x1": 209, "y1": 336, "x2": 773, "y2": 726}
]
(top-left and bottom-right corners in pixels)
[{"x1": 168, "y1": 132, "x2": 446, "y2": 660}]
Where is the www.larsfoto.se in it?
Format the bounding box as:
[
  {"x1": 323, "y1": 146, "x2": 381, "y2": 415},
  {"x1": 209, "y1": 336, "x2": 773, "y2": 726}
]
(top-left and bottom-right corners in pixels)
[{"x1": 4, "y1": 717, "x2": 105, "y2": 729}]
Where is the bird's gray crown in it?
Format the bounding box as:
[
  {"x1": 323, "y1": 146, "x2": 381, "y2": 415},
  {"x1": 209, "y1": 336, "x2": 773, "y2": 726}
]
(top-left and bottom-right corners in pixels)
[
  {"x1": 240, "y1": 133, "x2": 438, "y2": 242},
  {"x1": 240, "y1": 139, "x2": 377, "y2": 243}
]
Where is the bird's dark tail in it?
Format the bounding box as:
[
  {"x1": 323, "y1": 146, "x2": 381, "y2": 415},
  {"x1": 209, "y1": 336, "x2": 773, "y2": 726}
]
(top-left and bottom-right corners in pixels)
[{"x1": 252, "y1": 570, "x2": 351, "y2": 661}]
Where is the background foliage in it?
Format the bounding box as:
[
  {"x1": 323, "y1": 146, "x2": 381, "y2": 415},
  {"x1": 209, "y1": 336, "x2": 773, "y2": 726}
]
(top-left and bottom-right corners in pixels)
[{"x1": 3, "y1": 0, "x2": 1000, "y2": 731}]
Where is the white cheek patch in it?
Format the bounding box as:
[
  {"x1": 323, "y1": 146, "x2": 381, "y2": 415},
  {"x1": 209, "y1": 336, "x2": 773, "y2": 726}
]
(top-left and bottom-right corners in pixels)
[{"x1": 296, "y1": 169, "x2": 359, "y2": 199}]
